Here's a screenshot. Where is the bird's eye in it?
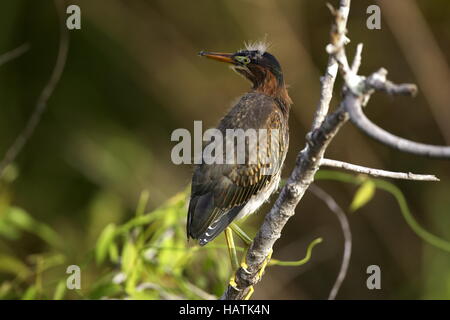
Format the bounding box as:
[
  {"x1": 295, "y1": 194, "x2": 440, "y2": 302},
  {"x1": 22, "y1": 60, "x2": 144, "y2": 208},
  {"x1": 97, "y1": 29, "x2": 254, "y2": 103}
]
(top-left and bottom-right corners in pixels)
[{"x1": 235, "y1": 56, "x2": 251, "y2": 65}]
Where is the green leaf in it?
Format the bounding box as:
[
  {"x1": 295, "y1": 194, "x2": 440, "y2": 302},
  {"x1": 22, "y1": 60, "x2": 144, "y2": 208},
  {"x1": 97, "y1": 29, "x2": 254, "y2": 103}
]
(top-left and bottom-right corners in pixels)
[
  {"x1": 22, "y1": 286, "x2": 37, "y2": 300},
  {"x1": 5, "y1": 207, "x2": 62, "y2": 247},
  {"x1": 7, "y1": 207, "x2": 34, "y2": 229},
  {"x1": 136, "y1": 190, "x2": 150, "y2": 217},
  {"x1": 109, "y1": 242, "x2": 119, "y2": 263},
  {"x1": 0, "y1": 254, "x2": 31, "y2": 280},
  {"x1": 53, "y1": 280, "x2": 66, "y2": 300},
  {"x1": 95, "y1": 223, "x2": 117, "y2": 264},
  {"x1": 38, "y1": 253, "x2": 66, "y2": 272},
  {"x1": 0, "y1": 219, "x2": 21, "y2": 240},
  {"x1": 121, "y1": 240, "x2": 138, "y2": 275},
  {"x1": 88, "y1": 282, "x2": 121, "y2": 300},
  {"x1": 33, "y1": 224, "x2": 62, "y2": 248},
  {"x1": 350, "y1": 179, "x2": 375, "y2": 212}
]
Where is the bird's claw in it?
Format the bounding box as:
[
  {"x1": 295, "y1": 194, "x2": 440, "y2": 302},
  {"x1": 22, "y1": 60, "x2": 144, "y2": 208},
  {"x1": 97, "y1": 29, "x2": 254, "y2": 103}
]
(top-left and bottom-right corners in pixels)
[
  {"x1": 243, "y1": 286, "x2": 254, "y2": 300},
  {"x1": 240, "y1": 261, "x2": 251, "y2": 274},
  {"x1": 229, "y1": 250, "x2": 272, "y2": 300},
  {"x1": 230, "y1": 275, "x2": 254, "y2": 299},
  {"x1": 229, "y1": 276, "x2": 240, "y2": 291},
  {"x1": 255, "y1": 249, "x2": 273, "y2": 281}
]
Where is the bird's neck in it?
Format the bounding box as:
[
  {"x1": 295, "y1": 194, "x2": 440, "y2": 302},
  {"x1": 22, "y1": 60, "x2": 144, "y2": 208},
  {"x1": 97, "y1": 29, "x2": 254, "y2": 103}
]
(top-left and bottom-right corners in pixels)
[{"x1": 253, "y1": 71, "x2": 292, "y2": 107}]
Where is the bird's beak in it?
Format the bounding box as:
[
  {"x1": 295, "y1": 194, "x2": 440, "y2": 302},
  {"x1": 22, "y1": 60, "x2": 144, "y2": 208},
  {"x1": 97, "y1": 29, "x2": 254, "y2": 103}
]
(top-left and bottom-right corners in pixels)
[{"x1": 198, "y1": 51, "x2": 235, "y2": 64}]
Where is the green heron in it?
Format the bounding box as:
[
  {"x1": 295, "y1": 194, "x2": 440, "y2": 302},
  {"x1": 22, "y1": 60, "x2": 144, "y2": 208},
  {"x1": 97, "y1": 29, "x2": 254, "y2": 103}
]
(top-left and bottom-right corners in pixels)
[{"x1": 187, "y1": 43, "x2": 292, "y2": 281}]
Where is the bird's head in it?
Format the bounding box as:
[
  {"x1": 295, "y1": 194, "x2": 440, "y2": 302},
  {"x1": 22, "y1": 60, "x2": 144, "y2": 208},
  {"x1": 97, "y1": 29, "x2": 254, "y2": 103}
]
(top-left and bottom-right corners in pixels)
[{"x1": 199, "y1": 42, "x2": 285, "y2": 91}]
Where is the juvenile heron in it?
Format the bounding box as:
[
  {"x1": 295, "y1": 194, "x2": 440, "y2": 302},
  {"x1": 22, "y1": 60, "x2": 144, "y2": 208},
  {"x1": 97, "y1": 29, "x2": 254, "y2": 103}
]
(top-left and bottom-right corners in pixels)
[{"x1": 187, "y1": 42, "x2": 292, "y2": 278}]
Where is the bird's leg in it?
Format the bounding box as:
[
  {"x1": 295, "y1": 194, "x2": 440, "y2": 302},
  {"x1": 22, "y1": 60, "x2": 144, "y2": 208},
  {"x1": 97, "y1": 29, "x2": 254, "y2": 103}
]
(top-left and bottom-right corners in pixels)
[
  {"x1": 230, "y1": 223, "x2": 252, "y2": 245},
  {"x1": 231, "y1": 223, "x2": 273, "y2": 277},
  {"x1": 224, "y1": 227, "x2": 239, "y2": 270},
  {"x1": 230, "y1": 223, "x2": 253, "y2": 273},
  {"x1": 230, "y1": 223, "x2": 272, "y2": 276},
  {"x1": 226, "y1": 224, "x2": 272, "y2": 299},
  {"x1": 229, "y1": 223, "x2": 272, "y2": 300},
  {"x1": 224, "y1": 227, "x2": 241, "y2": 290}
]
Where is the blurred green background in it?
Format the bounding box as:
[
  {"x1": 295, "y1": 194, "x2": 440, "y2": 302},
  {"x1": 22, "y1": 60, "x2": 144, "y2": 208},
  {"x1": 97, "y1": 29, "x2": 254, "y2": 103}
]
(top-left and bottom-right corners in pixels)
[{"x1": 0, "y1": 0, "x2": 449, "y2": 299}]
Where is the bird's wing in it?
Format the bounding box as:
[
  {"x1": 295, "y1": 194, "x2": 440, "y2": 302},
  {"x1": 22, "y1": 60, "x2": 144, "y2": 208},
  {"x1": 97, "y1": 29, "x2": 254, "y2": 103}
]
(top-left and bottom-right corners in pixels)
[{"x1": 187, "y1": 93, "x2": 288, "y2": 245}]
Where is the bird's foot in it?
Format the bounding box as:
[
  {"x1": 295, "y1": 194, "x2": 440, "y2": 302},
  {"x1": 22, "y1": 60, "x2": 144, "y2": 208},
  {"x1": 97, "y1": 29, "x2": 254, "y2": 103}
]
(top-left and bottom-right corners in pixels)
[
  {"x1": 255, "y1": 249, "x2": 273, "y2": 281},
  {"x1": 229, "y1": 275, "x2": 254, "y2": 300},
  {"x1": 243, "y1": 286, "x2": 254, "y2": 300},
  {"x1": 240, "y1": 260, "x2": 251, "y2": 274},
  {"x1": 229, "y1": 275, "x2": 239, "y2": 291},
  {"x1": 239, "y1": 248, "x2": 273, "y2": 279},
  {"x1": 228, "y1": 250, "x2": 272, "y2": 300}
]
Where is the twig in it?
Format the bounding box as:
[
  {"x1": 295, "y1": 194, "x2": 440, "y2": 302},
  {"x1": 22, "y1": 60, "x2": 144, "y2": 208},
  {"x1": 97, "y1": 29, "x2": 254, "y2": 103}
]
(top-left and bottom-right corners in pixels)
[
  {"x1": 326, "y1": 2, "x2": 353, "y2": 84},
  {"x1": 0, "y1": 43, "x2": 30, "y2": 67},
  {"x1": 309, "y1": 185, "x2": 351, "y2": 300},
  {"x1": 311, "y1": 0, "x2": 351, "y2": 130},
  {"x1": 364, "y1": 70, "x2": 418, "y2": 96},
  {"x1": 183, "y1": 281, "x2": 217, "y2": 300},
  {"x1": 320, "y1": 158, "x2": 439, "y2": 182},
  {"x1": 345, "y1": 71, "x2": 450, "y2": 158},
  {"x1": 0, "y1": 0, "x2": 69, "y2": 178},
  {"x1": 134, "y1": 282, "x2": 185, "y2": 300},
  {"x1": 350, "y1": 43, "x2": 363, "y2": 74}
]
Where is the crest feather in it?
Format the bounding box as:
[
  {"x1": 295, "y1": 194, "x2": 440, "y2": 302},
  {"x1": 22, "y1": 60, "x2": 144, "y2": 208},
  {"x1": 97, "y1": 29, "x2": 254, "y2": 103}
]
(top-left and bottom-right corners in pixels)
[{"x1": 244, "y1": 40, "x2": 271, "y2": 55}]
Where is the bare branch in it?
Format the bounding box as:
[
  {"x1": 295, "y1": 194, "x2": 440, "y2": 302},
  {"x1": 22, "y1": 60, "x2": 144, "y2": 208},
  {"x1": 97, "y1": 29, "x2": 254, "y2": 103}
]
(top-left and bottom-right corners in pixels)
[
  {"x1": 311, "y1": 0, "x2": 351, "y2": 130},
  {"x1": 326, "y1": 2, "x2": 353, "y2": 84},
  {"x1": 0, "y1": 0, "x2": 69, "y2": 178},
  {"x1": 327, "y1": 14, "x2": 450, "y2": 160},
  {"x1": 364, "y1": 69, "x2": 418, "y2": 96},
  {"x1": 320, "y1": 158, "x2": 439, "y2": 182},
  {"x1": 344, "y1": 69, "x2": 450, "y2": 159},
  {"x1": 308, "y1": 184, "x2": 351, "y2": 300},
  {"x1": 0, "y1": 43, "x2": 30, "y2": 67},
  {"x1": 351, "y1": 43, "x2": 363, "y2": 74}
]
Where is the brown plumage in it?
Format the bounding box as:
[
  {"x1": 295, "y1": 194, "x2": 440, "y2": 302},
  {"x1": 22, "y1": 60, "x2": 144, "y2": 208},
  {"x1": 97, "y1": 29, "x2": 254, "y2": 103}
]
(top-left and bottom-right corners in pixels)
[{"x1": 188, "y1": 46, "x2": 292, "y2": 245}]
